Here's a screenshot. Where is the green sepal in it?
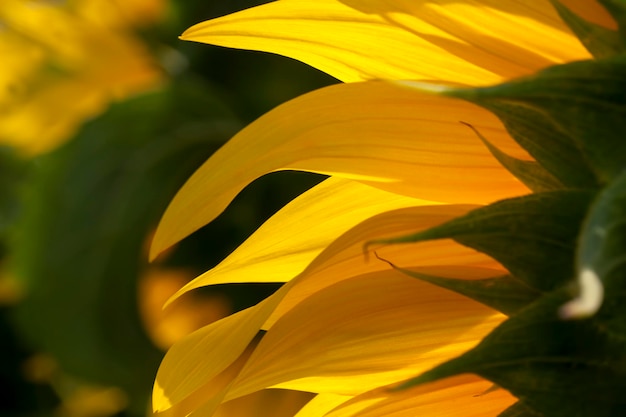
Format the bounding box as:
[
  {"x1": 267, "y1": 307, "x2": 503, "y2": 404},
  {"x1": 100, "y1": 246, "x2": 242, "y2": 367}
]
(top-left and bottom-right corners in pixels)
[
  {"x1": 375, "y1": 255, "x2": 539, "y2": 315},
  {"x1": 499, "y1": 401, "x2": 542, "y2": 417},
  {"x1": 397, "y1": 289, "x2": 626, "y2": 417},
  {"x1": 599, "y1": 0, "x2": 626, "y2": 39},
  {"x1": 578, "y1": 170, "x2": 626, "y2": 285},
  {"x1": 461, "y1": 122, "x2": 563, "y2": 192},
  {"x1": 551, "y1": 0, "x2": 625, "y2": 58},
  {"x1": 575, "y1": 169, "x2": 626, "y2": 322},
  {"x1": 448, "y1": 56, "x2": 626, "y2": 185},
  {"x1": 370, "y1": 190, "x2": 594, "y2": 292}
]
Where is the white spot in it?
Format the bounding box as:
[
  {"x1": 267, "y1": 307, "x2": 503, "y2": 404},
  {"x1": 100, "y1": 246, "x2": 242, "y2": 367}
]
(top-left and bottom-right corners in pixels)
[
  {"x1": 393, "y1": 80, "x2": 452, "y2": 94},
  {"x1": 559, "y1": 267, "x2": 604, "y2": 319}
]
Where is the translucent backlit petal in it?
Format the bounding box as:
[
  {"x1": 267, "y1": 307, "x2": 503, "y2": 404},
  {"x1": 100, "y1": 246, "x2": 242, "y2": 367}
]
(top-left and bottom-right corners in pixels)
[
  {"x1": 559, "y1": 0, "x2": 617, "y2": 29},
  {"x1": 226, "y1": 272, "x2": 505, "y2": 399},
  {"x1": 295, "y1": 394, "x2": 353, "y2": 417},
  {"x1": 151, "y1": 81, "x2": 529, "y2": 258},
  {"x1": 324, "y1": 374, "x2": 516, "y2": 417},
  {"x1": 213, "y1": 389, "x2": 313, "y2": 417},
  {"x1": 181, "y1": 0, "x2": 589, "y2": 84},
  {"x1": 153, "y1": 290, "x2": 287, "y2": 412},
  {"x1": 154, "y1": 204, "x2": 503, "y2": 412},
  {"x1": 165, "y1": 177, "x2": 437, "y2": 306}
]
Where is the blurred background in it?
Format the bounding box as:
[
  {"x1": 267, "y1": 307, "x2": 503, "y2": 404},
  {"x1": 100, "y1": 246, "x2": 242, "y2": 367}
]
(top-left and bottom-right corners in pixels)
[{"x1": 0, "y1": 1, "x2": 333, "y2": 415}]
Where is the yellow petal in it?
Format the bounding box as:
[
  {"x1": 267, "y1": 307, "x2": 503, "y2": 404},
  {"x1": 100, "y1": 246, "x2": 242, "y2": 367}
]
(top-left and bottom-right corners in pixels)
[
  {"x1": 151, "y1": 81, "x2": 529, "y2": 258},
  {"x1": 559, "y1": 0, "x2": 618, "y2": 29},
  {"x1": 226, "y1": 272, "x2": 504, "y2": 399},
  {"x1": 324, "y1": 374, "x2": 515, "y2": 417},
  {"x1": 214, "y1": 389, "x2": 313, "y2": 417},
  {"x1": 153, "y1": 289, "x2": 287, "y2": 412},
  {"x1": 295, "y1": 394, "x2": 354, "y2": 417},
  {"x1": 165, "y1": 177, "x2": 436, "y2": 306},
  {"x1": 154, "y1": 204, "x2": 502, "y2": 412},
  {"x1": 264, "y1": 205, "x2": 504, "y2": 328},
  {"x1": 181, "y1": 0, "x2": 589, "y2": 84}
]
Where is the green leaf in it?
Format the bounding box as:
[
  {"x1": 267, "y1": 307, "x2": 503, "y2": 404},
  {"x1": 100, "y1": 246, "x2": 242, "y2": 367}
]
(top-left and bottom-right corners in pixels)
[
  {"x1": 375, "y1": 255, "x2": 539, "y2": 315},
  {"x1": 399, "y1": 290, "x2": 626, "y2": 417},
  {"x1": 0, "y1": 147, "x2": 28, "y2": 246},
  {"x1": 599, "y1": 0, "x2": 626, "y2": 39},
  {"x1": 551, "y1": 1, "x2": 625, "y2": 58},
  {"x1": 10, "y1": 78, "x2": 239, "y2": 414},
  {"x1": 371, "y1": 190, "x2": 594, "y2": 292},
  {"x1": 499, "y1": 401, "x2": 542, "y2": 417},
  {"x1": 449, "y1": 56, "x2": 626, "y2": 185},
  {"x1": 460, "y1": 122, "x2": 563, "y2": 192},
  {"x1": 571, "y1": 169, "x2": 626, "y2": 321}
]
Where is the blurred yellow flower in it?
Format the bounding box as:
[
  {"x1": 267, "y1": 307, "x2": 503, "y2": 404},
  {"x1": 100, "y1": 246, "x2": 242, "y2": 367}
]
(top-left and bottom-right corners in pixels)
[
  {"x1": 138, "y1": 267, "x2": 232, "y2": 351},
  {"x1": 151, "y1": 1, "x2": 612, "y2": 416},
  {"x1": 0, "y1": 0, "x2": 165, "y2": 154}
]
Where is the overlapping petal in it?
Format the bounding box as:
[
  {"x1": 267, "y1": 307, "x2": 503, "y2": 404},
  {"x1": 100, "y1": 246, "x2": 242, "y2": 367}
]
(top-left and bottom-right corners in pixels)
[
  {"x1": 559, "y1": 0, "x2": 617, "y2": 29},
  {"x1": 322, "y1": 374, "x2": 515, "y2": 417},
  {"x1": 164, "y1": 177, "x2": 436, "y2": 305},
  {"x1": 151, "y1": 81, "x2": 529, "y2": 258},
  {"x1": 152, "y1": 0, "x2": 609, "y2": 415},
  {"x1": 225, "y1": 272, "x2": 504, "y2": 400},
  {"x1": 181, "y1": 0, "x2": 590, "y2": 84},
  {"x1": 154, "y1": 204, "x2": 503, "y2": 412}
]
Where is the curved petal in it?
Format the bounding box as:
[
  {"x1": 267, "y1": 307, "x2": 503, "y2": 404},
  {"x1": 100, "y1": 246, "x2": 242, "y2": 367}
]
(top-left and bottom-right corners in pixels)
[
  {"x1": 295, "y1": 394, "x2": 354, "y2": 417},
  {"x1": 151, "y1": 81, "x2": 529, "y2": 258},
  {"x1": 153, "y1": 289, "x2": 288, "y2": 412},
  {"x1": 181, "y1": 0, "x2": 589, "y2": 84},
  {"x1": 559, "y1": 0, "x2": 617, "y2": 29},
  {"x1": 153, "y1": 204, "x2": 502, "y2": 412},
  {"x1": 323, "y1": 374, "x2": 515, "y2": 417},
  {"x1": 214, "y1": 389, "x2": 313, "y2": 417},
  {"x1": 165, "y1": 177, "x2": 436, "y2": 306},
  {"x1": 226, "y1": 272, "x2": 505, "y2": 400}
]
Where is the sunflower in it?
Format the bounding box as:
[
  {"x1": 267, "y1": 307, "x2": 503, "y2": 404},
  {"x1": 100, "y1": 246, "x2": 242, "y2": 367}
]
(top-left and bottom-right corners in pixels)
[
  {"x1": 151, "y1": 1, "x2": 626, "y2": 416},
  {"x1": 0, "y1": 0, "x2": 165, "y2": 154}
]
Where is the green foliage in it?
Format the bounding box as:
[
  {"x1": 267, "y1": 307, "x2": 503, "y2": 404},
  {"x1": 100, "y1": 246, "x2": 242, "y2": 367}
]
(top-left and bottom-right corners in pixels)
[
  {"x1": 376, "y1": 258, "x2": 540, "y2": 315},
  {"x1": 551, "y1": 0, "x2": 625, "y2": 58},
  {"x1": 0, "y1": 147, "x2": 27, "y2": 247},
  {"x1": 9, "y1": 79, "x2": 239, "y2": 414},
  {"x1": 448, "y1": 56, "x2": 626, "y2": 185},
  {"x1": 599, "y1": 0, "x2": 626, "y2": 39},
  {"x1": 399, "y1": 289, "x2": 626, "y2": 417},
  {"x1": 385, "y1": 47, "x2": 626, "y2": 416},
  {"x1": 372, "y1": 190, "x2": 594, "y2": 292},
  {"x1": 578, "y1": 170, "x2": 626, "y2": 289},
  {"x1": 499, "y1": 402, "x2": 541, "y2": 417},
  {"x1": 461, "y1": 122, "x2": 563, "y2": 192}
]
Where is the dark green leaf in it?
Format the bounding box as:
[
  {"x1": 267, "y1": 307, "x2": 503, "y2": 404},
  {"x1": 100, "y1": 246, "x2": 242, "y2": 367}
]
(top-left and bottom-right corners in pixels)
[
  {"x1": 551, "y1": 0, "x2": 625, "y2": 58},
  {"x1": 460, "y1": 122, "x2": 563, "y2": 192},
  {"x1": 375, "y1": 255, "x2": 539, "y2": 315},
  {"x1": 599, "y1": 0, "x2": 626, "y2": 39},
  {"x1": 10, "y1": 78, "x2": 239, "y2": 414},
  {"x1": 449, "y1": 56, "x2": 626, "y2": 185},
  {"x1": 371, "y1": 190, "x2": 594, "y2": 292},
  {"x1": 499, "y1": 401, "x2": 542, "y2": 417},
  {"x1": 399, "y1": 290, "x2": 626, "y2": 417},
  {"x1": 574, "y1": 170, "x2": 626, "y2": 326}
]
